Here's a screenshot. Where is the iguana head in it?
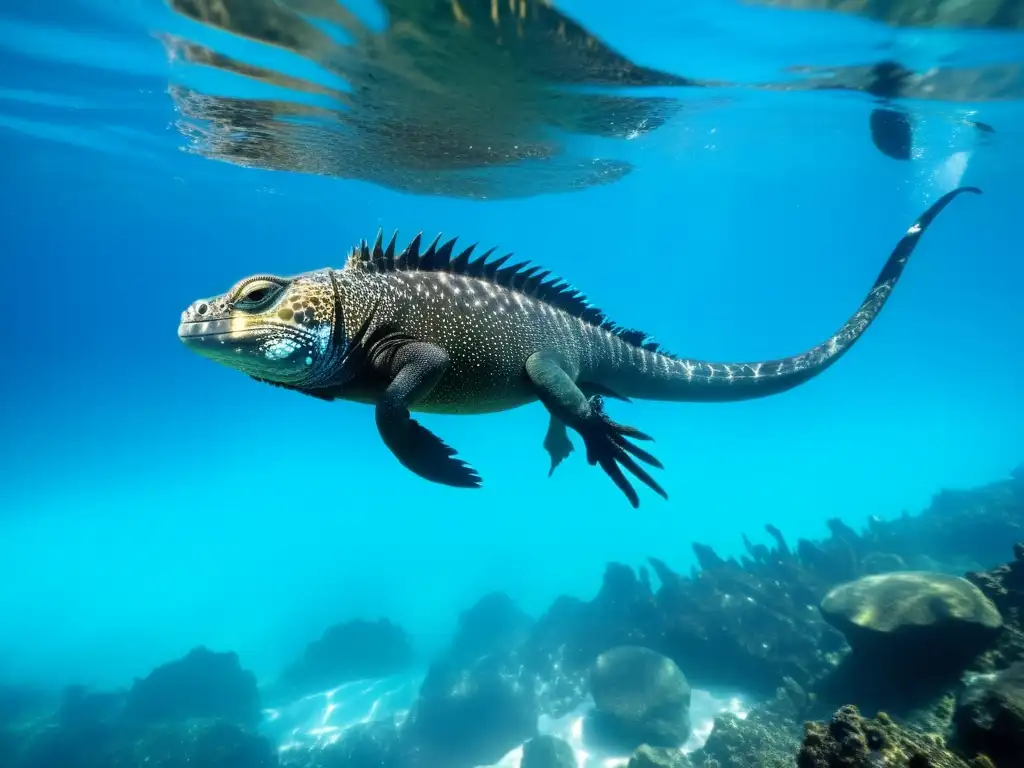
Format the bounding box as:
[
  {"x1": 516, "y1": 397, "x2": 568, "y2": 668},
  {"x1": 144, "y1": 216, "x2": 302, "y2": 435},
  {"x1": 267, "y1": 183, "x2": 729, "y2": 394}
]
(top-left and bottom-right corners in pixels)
[{"x1": 177, "y1": 269, "x2": 341, "y2": 385}]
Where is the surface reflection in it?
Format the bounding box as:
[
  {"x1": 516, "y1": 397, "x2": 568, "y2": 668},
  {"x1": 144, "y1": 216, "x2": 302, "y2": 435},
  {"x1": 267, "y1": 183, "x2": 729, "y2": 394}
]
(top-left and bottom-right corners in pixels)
[{"x1": 163, "y1": 0, "x2": 1019, "y2": 197}]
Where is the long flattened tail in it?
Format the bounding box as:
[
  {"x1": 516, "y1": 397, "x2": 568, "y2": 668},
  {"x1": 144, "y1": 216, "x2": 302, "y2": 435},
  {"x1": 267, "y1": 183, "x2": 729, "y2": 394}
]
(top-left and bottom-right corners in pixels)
[{"x1": 602, "y1": 185, "x2": 981, "y2": 403}]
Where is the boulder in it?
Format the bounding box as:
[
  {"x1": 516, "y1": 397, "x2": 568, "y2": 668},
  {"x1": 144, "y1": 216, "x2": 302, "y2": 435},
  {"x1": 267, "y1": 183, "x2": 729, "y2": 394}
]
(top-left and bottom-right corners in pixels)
[
  {"x1": 521, "y1": 734, "x2": 576, "y2": 768},
  {"x1": 817, "y1": 572, "x2": 1005, "y2": 710},
  {"x1": 820, "y1": 571, "x2": 1002, "y2": 666},
  {"x1": 821, "y1": 572, "x2": 1002, "y2": 640},
  {"x1": 583, "y1": 646, "x2": 691, "y2": 751}
]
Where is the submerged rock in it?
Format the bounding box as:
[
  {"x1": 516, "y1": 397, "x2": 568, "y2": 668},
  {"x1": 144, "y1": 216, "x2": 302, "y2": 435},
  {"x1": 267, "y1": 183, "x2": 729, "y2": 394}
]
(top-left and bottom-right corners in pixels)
[
  {"x1": 691, "y1": 710, "x2": 801, "y2": 768},
  {"x1": 820, "y1": 571, "x2": 1003, "y2": 646},
  {"x1": 965, "y1": 543, "x2": 1024, "y2": 672},
  {"x1": 20, "y1": 718, "x2": 278, "y2": 768},
  {"x1": 406, "y1": 651, "x2": 538, "y2": 768},
  {"x1": 521, "y1": 734, "x2": 576, "y2": 768},
  {"x1": 121, "y1": 647, "x2": 262, "y2": 729},
  {"x1": 817, "y1": 571, "x2": 1004, "y2": 711},
  {"x1": 122, "y1": 646, "x2": 262, "y2": 729},
  {"x1": 274, "y1": 618, "x2": 414, "y2": 698},
  {"x1": 797, "y1": 705, "x2": 980, "y2": 768},
  {"x1": 649, "y1": 549, "x2": 847, "y2": 694},
  {"x1": 627, "y1": 744, "x2": 693, "y2": 768},
  {"x1": 583, "y1": 645, "x2": 691, "y2": 751},
  {"x1": 449, "y1": 591, "x2": 534, "y2": 664},
  {"x1": 954, "y1": 662, "x2": 1024, "y2": 768},
  {"x1": 822, "y1": 571, "x2": 1001, "y2": 673}
]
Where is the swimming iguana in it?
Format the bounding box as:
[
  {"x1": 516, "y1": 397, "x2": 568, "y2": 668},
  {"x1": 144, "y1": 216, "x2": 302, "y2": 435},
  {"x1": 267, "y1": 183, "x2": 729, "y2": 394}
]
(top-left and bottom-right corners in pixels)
[{"x1": 177, "y1": 186, "x2": 979, "y2": 507}]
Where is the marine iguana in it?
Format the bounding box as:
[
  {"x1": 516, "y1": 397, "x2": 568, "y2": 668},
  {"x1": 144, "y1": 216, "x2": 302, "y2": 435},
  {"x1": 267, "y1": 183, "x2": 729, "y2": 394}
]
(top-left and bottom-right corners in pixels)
[{"x1": 177, "y1": 186, "x2": 979, "y2": 507}]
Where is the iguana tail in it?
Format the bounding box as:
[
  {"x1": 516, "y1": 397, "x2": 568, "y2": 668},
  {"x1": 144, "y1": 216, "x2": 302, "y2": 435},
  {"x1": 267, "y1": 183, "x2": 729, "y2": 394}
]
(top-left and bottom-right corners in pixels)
[{"x1": 593, "y1": 186, "x2": 981, "y2": 403}]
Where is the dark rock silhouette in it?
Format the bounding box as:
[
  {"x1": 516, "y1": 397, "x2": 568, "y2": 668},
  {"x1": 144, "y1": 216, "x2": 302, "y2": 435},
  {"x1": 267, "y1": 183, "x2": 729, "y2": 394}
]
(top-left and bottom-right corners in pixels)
[
  {"x1": 583, "y1": 645, "x2": 692, "y2": 751},
  {"x1": 274, "y1": 618, "x2": 414, "y2": 699},
  {"x1": 405, "y1": 651, "x2": 538, "y2": 768},
  {"x1": 448, "y1": 591, "x2": 534, "y2": 664},
  {"x1": 122, "y1": 646, "x2": 262, "y2": 729}
]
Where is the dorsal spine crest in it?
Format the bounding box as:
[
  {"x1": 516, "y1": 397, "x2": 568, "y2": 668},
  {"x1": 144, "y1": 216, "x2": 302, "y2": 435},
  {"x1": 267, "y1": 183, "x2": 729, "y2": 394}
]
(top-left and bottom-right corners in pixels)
[{"x1": 344, "y1": 228, "x2": 674, "y2": 358}]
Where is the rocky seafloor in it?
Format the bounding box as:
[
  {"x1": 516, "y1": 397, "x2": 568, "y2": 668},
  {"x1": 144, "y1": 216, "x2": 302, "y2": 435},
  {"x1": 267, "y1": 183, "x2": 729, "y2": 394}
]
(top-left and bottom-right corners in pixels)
[{"x1": 2, "y1": 465, "x2": 1023, "y2": 768}]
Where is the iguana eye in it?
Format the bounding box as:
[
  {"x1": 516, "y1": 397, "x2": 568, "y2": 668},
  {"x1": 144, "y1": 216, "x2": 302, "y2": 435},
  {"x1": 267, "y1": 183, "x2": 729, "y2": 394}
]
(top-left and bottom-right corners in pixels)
[
  {"x1": 233, "y1": 279, "x2": 282, "y2": 309},
  {"x1": 244, "y1": 287, "x2": 269, "y2": 302}
]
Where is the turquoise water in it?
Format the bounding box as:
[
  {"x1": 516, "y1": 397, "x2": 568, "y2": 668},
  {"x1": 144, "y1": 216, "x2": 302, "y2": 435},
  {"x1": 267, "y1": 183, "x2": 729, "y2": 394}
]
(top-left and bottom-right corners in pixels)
[{"x1": 1, "y1": 0, "x2": 1022, "y2": 743}]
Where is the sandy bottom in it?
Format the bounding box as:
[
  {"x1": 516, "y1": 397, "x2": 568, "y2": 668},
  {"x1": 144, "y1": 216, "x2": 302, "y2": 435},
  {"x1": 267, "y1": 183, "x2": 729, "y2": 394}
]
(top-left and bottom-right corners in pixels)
[{"x1": 263, "y1": 673, "x2": 752, "y2": 767}]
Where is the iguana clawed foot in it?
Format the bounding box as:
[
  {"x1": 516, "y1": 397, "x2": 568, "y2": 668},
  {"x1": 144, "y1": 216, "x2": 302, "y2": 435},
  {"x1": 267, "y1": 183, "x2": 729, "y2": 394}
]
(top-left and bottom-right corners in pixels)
[
  {"x1": 378, "y1": 409, "x2": 482, "y2": 488},
  {"x1": 544, "y1": 416, "x2": 575, "y2": 477},
  {"x1": 579, "y1": 396, "x2": 667, "y2": 508}
]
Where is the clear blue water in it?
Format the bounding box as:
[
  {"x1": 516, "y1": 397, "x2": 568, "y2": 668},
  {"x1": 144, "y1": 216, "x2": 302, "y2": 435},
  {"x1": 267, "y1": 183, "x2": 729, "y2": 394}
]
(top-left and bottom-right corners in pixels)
[{"x1": 1, "y1": 0, "x2": 1022, "y2": 730}]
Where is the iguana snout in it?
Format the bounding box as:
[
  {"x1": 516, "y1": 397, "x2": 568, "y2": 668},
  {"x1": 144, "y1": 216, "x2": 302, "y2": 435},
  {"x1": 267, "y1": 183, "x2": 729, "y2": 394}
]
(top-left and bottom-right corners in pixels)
[{"x1": 177, "y1": 270, "x2": 338, "y2": 384}]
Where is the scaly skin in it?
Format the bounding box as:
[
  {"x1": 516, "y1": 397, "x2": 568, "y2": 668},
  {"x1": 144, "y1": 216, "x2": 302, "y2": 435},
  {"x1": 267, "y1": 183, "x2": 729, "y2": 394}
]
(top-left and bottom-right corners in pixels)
[{"x1": 178, "y1": 186, "x2": 979, "y2": 507}]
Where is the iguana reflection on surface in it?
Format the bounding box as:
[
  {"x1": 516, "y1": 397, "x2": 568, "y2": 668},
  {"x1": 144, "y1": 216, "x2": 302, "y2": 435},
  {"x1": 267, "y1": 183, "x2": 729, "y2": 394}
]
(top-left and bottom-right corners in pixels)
[
  {"x1": 165, "y1": 0, "x2": 1013, "y2": 196},
  {"x1": 166, "y1": 0, "x2": 690, "y2": 198}
]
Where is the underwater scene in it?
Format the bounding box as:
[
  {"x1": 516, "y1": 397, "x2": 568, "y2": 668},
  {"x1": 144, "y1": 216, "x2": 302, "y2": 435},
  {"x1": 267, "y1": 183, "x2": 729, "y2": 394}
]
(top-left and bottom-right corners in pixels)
[{"x1": 1, "y1": 0, "x2": 1023, "y2": 767}]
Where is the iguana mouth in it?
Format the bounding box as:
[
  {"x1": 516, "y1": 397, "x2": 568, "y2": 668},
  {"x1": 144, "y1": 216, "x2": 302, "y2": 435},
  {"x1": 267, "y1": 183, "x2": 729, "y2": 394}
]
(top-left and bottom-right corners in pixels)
[
  {"x1": 177, "y1": 319, "x2": 238, "y2": 341},
  {"x1": 177, "y1": 319, "x2": 273, "y2": 346}
]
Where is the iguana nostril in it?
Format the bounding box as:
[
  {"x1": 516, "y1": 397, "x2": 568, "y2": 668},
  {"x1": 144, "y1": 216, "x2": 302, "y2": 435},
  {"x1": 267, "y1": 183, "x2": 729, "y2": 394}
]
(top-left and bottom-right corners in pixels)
[{"x1": 196, "y1": 302, "x2": 209, "y2": 316}]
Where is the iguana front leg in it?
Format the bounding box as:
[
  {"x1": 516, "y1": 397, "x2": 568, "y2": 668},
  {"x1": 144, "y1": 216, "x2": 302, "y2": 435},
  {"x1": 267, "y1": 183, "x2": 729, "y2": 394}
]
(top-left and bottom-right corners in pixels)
[
  {"x1": 525, "y1": 352, "x2": 666, "y2": 507},
  {"x1": 373, "y1": 340, "x2": 481, "y2": 488}
]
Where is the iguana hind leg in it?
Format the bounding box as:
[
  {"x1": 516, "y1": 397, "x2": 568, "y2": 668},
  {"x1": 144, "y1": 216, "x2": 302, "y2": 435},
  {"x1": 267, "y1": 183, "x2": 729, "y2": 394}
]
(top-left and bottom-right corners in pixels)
[
  {"x1": 373, "y1": 340, "x2": 481, "y2": 488},
  {"x1": 545, "y1": 384, "x2": 630, "y2": 475},
  {"x1": 525, "y1": 352, "x2": 666, "y2": 507}
]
